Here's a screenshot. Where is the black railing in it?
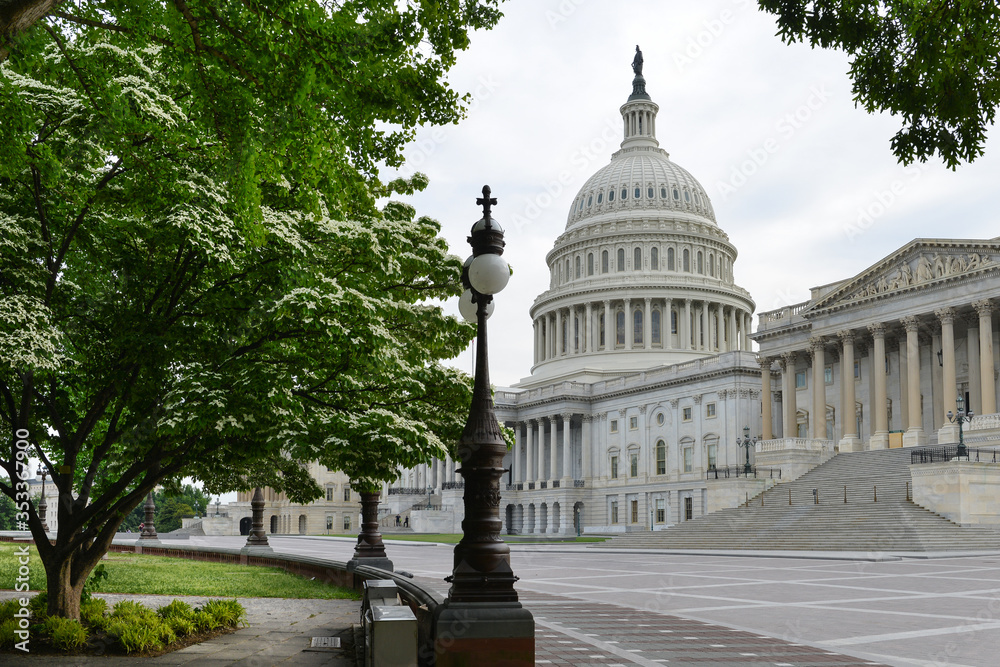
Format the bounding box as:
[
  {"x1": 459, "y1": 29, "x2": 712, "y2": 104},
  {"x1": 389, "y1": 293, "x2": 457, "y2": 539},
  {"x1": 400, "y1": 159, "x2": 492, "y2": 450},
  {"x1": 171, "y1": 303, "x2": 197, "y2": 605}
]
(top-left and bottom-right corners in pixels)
[
  {"x1": 911, "y1": 446, "x2": 998, "y2": 464},
  {"x1": 705, "y1": 466, "x2": 781, "y2": 480},
  {"x1": 552, "y1": 480, "x2": 560, "y2": 488},
  {"x1": 573, "y1": 480, "x2": 585, "y2": 488},
  {"x1": 388, "y1": 487, "x2": 427, "y2": 495},
  {"x1": 441, "y1": 482, "x2": 464, "y2": 490},
  {"x1": 506, "y1": 483, "x2": 523, "y2": 491},
  {"x1": 540, "y1": 481, "x2": 547, "y2": 489}
]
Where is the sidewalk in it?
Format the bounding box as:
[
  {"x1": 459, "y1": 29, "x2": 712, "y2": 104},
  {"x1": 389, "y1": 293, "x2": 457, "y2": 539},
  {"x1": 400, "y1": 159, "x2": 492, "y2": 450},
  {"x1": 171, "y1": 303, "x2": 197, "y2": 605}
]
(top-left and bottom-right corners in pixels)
[{"x1": 0, "y1": 593, "x2": 360, "y2": 666}]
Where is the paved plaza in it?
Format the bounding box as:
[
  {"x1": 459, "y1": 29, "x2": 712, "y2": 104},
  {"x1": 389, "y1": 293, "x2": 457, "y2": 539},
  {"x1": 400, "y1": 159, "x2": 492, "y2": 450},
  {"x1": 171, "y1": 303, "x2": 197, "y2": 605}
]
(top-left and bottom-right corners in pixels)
[{"x1": 5, "y1": 535, "x2": 1000, "y2": 665}]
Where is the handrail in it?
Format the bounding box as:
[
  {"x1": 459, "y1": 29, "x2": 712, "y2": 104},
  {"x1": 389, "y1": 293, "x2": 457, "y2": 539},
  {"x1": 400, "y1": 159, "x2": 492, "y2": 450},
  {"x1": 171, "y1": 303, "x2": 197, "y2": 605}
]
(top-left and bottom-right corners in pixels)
[
  {"x1": 910, "y1": 446, "x2": 998, "y2": 464},
  {"x1": 705, "y1": 466, "x2": 781, "y2": 480}
]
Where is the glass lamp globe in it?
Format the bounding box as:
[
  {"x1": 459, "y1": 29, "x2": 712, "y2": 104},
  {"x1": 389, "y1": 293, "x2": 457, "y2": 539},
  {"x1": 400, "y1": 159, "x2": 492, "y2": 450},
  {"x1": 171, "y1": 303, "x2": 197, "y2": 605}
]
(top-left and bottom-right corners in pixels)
[
  {"x1": 468, "y1": 253, "x2": 510, "y2": 295},
  {"x1": 459, "y1": 289, "x2": 494, "y2": 323}
]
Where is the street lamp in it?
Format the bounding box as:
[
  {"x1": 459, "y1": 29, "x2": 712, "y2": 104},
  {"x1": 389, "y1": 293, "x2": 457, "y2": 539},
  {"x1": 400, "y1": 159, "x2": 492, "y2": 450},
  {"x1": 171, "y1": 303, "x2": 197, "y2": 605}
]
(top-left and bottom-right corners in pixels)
[
  {"x1": 947, "y1": 395, "x2": 973, "y2": 458},
  {"x1": 35, "y1": 464, "x2": 49, "y2": 532},
  {"x1": 736, "y1": 426, "x2": 757, "y2": 476},
  {"x1": 433, "y1": 186, "x2": 533, "y2": 665}
]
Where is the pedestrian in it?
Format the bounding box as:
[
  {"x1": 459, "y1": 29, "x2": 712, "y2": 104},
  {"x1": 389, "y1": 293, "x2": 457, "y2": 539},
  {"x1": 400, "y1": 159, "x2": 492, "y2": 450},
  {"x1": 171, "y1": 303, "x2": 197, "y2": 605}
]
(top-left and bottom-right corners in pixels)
[
  {"x1": 403, "y1": 516, "x2": 409, "y2": 527},
  {"x1": 395, "y1": 514, "x2": 401, "y2": 526},
  {"x1": 139, "y1": 522, "x2": 144, "y2": 532}
]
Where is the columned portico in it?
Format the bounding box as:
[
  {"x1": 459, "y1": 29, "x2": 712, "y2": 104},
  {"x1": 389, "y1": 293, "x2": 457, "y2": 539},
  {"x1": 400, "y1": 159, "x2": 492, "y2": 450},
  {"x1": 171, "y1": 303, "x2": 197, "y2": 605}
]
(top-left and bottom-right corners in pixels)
[
  {"x1": 838, "y1": 330, "x2": 861, "y2": 451},
  {"x1": 759, "y1": 356, "x2": 773, "y2": 440},
  {"x1": 902, "y1": 316, "x2": 927, "y2": 447},
  {"x1": 868, "y1": 323, "x2": 889, "y2": 449},
  {"x1": 810, "y1": 337, "x2": 826, "y2": 440},
  {"x1": 780, "y1": 353, "x2": 796, "y2": 438},
  {"x1": 976, "y1": 300, "x2": 996, "y2": 414},
  {"x1": 937, "y1": 308, "x2": 959, "y2": 443}
]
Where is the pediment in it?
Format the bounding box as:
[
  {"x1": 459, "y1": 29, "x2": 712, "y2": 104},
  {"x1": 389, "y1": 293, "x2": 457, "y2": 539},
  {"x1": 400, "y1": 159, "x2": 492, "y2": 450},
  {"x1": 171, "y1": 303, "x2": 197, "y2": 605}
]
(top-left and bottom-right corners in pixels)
[{"x1": 805, "y1": 239, "x2": 1000, "y2": 315}]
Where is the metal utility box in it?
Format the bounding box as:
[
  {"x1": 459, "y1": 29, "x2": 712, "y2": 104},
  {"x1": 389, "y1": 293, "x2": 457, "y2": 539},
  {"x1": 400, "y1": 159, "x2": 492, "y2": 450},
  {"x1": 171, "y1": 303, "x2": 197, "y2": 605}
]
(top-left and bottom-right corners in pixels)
[
  {"x1": 366, "y1": 605, "x2": 417, "y2": 667},
  {"x1": 363, "y1": 579, "x2": 400, "y2": 609}
]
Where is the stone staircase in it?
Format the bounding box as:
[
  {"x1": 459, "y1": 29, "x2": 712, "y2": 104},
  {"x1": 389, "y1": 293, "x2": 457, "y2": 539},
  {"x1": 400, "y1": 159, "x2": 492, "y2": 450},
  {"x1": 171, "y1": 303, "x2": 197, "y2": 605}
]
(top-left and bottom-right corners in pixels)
[{"x1": 599, "y1": 448, "x2": 1000, "y2": 551}]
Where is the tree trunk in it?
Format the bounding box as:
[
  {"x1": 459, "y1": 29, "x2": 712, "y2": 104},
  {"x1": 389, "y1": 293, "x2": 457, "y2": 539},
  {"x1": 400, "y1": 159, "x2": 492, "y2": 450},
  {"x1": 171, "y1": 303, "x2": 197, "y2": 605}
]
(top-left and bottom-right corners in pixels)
[
  {"x1": 0, "y1": 0, "x2": 60, "y2": 62},
  {"x1": 41, "y1": 547, "x2": 101, "y2": 621}
]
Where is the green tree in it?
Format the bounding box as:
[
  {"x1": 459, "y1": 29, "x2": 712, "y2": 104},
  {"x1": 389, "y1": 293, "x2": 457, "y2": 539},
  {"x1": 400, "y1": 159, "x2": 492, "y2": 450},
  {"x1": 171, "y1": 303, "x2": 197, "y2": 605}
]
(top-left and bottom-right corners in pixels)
[
  {"x1": 0, "y1": 488, "x2": 16, "y2": 530},
  {"x1": 0, "y1": 1, "x2": 498, "y2": 620},
  {"x1": 758, "y1": 0, "x2": 1000, "y2": 167},
  {"x1": 120, "y1": 485, "x2": 211, "y2": 533}
]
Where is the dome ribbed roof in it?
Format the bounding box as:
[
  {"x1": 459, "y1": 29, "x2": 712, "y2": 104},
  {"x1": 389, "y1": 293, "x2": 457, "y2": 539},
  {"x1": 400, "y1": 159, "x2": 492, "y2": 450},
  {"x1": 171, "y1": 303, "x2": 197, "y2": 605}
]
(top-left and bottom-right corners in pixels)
[{"x1": 566, "y1": 149, "x2": 716, "y2": 229}]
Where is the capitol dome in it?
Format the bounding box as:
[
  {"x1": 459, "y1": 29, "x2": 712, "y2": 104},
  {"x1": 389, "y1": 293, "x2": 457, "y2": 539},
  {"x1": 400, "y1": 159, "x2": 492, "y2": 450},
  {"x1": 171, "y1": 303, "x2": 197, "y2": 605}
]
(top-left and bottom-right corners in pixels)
[{"x1": 523, "y1": 63, "x2": 756, "y2": 385}]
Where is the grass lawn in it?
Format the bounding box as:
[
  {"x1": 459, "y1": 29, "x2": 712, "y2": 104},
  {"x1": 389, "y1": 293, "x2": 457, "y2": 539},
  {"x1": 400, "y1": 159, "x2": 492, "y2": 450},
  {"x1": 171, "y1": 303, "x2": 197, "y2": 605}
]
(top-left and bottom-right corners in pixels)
[{"x1": 0, "y1": 543, "x2": 359, "y2": 600}]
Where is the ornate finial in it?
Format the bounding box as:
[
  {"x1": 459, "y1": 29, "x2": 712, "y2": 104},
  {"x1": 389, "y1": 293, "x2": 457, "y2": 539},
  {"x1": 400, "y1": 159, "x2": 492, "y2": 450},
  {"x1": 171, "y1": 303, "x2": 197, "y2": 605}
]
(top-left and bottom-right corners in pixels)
[
  {"x1": 632, "y1": 45, "x2": 643, "y2": 76},
  {"x1": 628, "y1": 46, "x2": 650, "y2": 101},
  {"x1": 476, "y1": 185, "x2": 497, "y2": 229}
]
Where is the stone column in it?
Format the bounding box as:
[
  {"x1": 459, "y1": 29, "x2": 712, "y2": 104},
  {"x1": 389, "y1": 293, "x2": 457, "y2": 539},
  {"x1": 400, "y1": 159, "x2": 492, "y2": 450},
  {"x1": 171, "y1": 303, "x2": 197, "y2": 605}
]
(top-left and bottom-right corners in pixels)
[
  {"x1": 555, "y1": 309, "x2": 563, "y2": 357},
  {"x1": 603, "y1": 300, "x2": 611, "y2": 350},
  {"x1": 976, "y1": 300, "x2": 997, "y2": 414},
  {"x1": 869, "y1": 323, "x2": 889, "y2": 449},
  {"x1": 810, "y1": 337, "x2": 826, "y2": 440},
  {"x1": 759, "y1": 356, "x2": 773, "y2": 440},
  {"x1": 526, "y1": 420, "x2": 535, "y2": 484},
  {"x1": 243, "y1": 487, "x2": 270, "y2": 551},
  {"x1": 967, "y1": 313, "x2": 982, "y2": 415},
  {"x1": 698, "y1": 302, "x2": 707, "y2": 350},
  {"x1": 716, "y1": 305, "x2": 724, "y2": 352},
  {"x1": 937, "y1": 308, "x2": 959, "y2": 443},
  {"x1": 562, "y1": 414, "x2": 572, "y2": 481},
  {"x1": 931, "y1": 329, "x2": 944, "y2": 429},
  {"x1": 585, "y1": 302, "x2": 594, "y2": 353},
  {"x1": 897, "y1": 335, "x2": 909, "y2": 431},
  {"x1": 728, "y1": 307, "x2": 737, "y2": 354},
  {"x1": 549, "y1": 416, "x2": 559, "y2": 484},
  {"x1": 624, "y1": 298, "x2": 633, "y2": 351},
  {"x1": 744, "y1": 312, "x2": 753, "y2": 351},
  {"x1": 838, "y1": 331, "x2": 860, "y2": 451},
  {"x1": 644, "y1": 298, "x2": 652, "y2": 350},
  {"x1": 513, "y1": 423, "x2": 522, "y2": 484},
  {"x1": 780, "y1": 353, "x2": 796, "y2": 439},
  {"x1": 665, "y1": 298, "x2": 673, "y2": 349},
  {"x1": 581, "y1": 415, "x2": 593, "y2": 480},
  {"x1": 684, "y1": 299, "x2": 692, "y2": 350},
  {"x1": 901, "y1": 316, "x2": 926, "y2": 447}
]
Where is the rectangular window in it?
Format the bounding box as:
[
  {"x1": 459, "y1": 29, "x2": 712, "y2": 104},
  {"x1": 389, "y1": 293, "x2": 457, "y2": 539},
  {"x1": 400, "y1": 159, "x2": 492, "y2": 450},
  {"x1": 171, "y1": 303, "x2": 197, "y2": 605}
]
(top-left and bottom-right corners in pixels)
[
  {"x1": 656, "y1": 442, "x2": 666, "y2": 475},
  {"x1": 326, "y1": 487, "x2": 334, "y2": 502},
  {"x1": 629, "y1": 453, "x2": 638, "y2": 477},
  {"x1": 682, "y1": 407, "x2": 692, "y2": 422},
  {"x1": 629, "y1": 416, "x2": 638, "y2": 430},
  {"x1": 684, "y1": 497, "x2": 693, "y2": 520},
  {"x1": 683, "y1": 447, "x2": 693, "y2": 473},
  {"x1": 655, "y1": 498, "x2": 665, "y2": 523},
  {"x1": 326, "y1": 515, "x2": 333, "y2": 530},
  {"x1": 610, "y1": 455, "x2": 619, "y2": 479},
  {"x1": 854, "y1": 360, "x2": 861, "y2": 380},
  {"x1": 610, "y1": 500, "x2": 619, "y2": 524},
  {"x1": 630, "y1": 499, "x2": 639, "y2": 523},
  {"x1": 610, "y1": 419, "x2": 618, "y2": 433},
  {"x1": 795, "y1": 370, "x2": 807, "y2": 389},
  {"x1": 825, "y1": 366, "x2": 834, "y2": 385},
  {"x1": 706, "y1": 403, "x2": 716, "y2": 418},
  {"x1": 343, "y1": 486, "x2": 351, "y2": 502},
  {"x1": 707, "y1": 444, "x2": 718, "y2": 470},
  {"x1": 343, "y1": 514, "x2": 351, "y2": 531}
]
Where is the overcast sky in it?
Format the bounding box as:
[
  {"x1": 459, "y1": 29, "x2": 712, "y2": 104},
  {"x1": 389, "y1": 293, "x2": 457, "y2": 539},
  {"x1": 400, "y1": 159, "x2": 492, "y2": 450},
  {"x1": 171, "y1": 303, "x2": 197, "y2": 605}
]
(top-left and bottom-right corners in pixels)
[{"x1": 386, "y1": 1, "x2": 1000, "y2": 389}]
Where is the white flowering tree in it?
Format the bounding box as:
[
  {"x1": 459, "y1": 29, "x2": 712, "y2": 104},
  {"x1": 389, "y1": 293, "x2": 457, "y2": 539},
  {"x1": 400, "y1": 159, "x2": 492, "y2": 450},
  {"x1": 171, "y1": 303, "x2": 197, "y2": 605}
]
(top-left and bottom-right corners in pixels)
[{"x1": 0, "y1": 2, "x2": 500, "y2": 619}]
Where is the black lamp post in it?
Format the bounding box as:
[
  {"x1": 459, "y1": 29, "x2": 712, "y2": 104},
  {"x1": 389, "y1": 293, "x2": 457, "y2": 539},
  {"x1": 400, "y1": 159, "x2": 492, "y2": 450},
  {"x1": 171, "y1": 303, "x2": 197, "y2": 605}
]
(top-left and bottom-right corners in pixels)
[
  {"x1": 947, "y1": 395, "x2": 973, "y2": 458},
  {"x1": 433, "y1": 186, "x2": 533, "y2": 665},
  {"x1": 736, "y1": 426, "x2": 757, "y2": 476},
  {"x1": 35, "y1": 464, "x2": 49, "y2": 533}
]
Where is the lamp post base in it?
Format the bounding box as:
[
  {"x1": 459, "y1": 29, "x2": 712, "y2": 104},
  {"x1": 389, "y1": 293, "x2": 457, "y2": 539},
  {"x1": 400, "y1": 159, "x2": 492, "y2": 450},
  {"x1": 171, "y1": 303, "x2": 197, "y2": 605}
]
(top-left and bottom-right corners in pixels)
[{"x1": 432, "y1": 601, "x2": 534, "y2": 667}]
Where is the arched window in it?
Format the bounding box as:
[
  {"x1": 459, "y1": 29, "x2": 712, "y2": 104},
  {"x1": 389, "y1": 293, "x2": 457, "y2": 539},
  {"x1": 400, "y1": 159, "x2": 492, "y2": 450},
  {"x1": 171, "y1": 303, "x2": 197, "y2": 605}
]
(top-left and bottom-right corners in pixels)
[
  {"x1": 671, "y1": 309, "x2": 678, "y2": 334},
  {"x1": 651, "y1": 247, "x2": 659, "y2": 270},
  {"x1": 655, "y1": 440, "x2": 667, "y2": 475},
  {"x1": 587, "y1": 253, "x2": 594, "y2": 276},
  {"x1": 683, "y1": 249, "x2": 690, "y2": 272},
  {"x1": 574, "y1": 316, "x2": 579, "y2": 352},
  {"x1": 601, "y1": 250, "x2": 609, "y2": 273},
  {"x1": 634, "y1": 309, "x2": 643, "y2": 346},
  {"x1": 575, "y1": 256, "x2": 581, "y2": 279},
  {"x1": 697, "y1": 251, "x2": 703, "y2": 274},
  {"x1": 621, "y1": 187, "x2": 628, "y2": 200},
  {"x1": 562, "y1": 320, "x2": 568, "y2": 353},
  {"x1": 652, "y1": 308, "x2": 661, "y2": 345},
  {"x1": 587, "y1": 195, "x2": 592, "y2": 207},
  {"x1": 597, "y1": 192, "x2": 603, "y2": 204},
  {"x1": 672, "y1": 188, "x2": 679, "y2": 200},
  {"x1": 709, "y1": 253, "x2": 715, "y2": 277},
  {"x1": 660, "y1": 187, "x2": 667, "y2": 199},
  {"x1": 617, "y1": 248, "x2": 625, "y2": 272},
  {"x1": 616, "y1": 310, "x2": 625, "y2": 346},
  {"x1": 608, "y1": 189, "x2": 615, "y2": 202},
  {"x1": 599, "y1": 313, "x2": 605, "y2": 347},
  {"x1": 634, "y1": 187, "x2": 641, "y2": 199},
  {"x1": 577, "y1": 198, "x2": 583, "y2": 211},
  {"x1": 633, "y1": 247, "x2": 642, "y2": 271},
  {"x1": 565, "y1": 259, "x2": 570, "y2": 280},
  {"x1": 647, "y1": 186, "x2": 654, "y2": 199},
  {"x1": 667, "y1": 247, "x2": 675, "y2": 270},
  {"x1": 684, "y1": 190, "x2": 691, "y2": 203}
]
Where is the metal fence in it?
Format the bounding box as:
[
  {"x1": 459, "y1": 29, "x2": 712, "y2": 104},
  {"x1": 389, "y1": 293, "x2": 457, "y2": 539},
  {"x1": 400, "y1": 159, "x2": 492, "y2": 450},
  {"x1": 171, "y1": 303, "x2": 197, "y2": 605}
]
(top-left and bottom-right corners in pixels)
[
  {"x1": 705, "y1": 466, "x2": 781, "y2": 480},
  {"x1": 910, "y1": 446, "x2": 999, "y2": 464}
]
